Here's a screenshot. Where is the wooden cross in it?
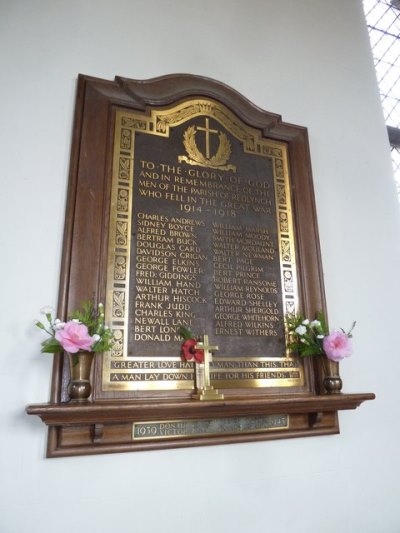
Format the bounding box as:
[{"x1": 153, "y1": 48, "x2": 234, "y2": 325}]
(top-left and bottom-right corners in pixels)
[{"x1": 197, "y1": 118, "x2": 218, "y2": 159}]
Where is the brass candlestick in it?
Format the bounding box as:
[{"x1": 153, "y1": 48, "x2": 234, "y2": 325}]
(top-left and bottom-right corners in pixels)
[{"x1": 192, "y1": 334, "x2": 224, "y2": 401}]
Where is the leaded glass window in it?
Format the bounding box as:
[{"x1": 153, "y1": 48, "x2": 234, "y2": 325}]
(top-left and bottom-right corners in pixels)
[{"x1": 363, "y1": 0, "x2": 400, "y2": 193}]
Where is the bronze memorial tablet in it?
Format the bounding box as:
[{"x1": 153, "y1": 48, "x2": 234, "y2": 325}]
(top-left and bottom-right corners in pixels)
[{"x1": 103, "y1": 100, "x2": 302, "y2": 392}]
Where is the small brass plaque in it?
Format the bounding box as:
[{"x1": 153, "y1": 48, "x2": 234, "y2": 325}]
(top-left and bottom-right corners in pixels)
[{"x1": 132, "y1": 414, "x2": 288, "y2": 440}]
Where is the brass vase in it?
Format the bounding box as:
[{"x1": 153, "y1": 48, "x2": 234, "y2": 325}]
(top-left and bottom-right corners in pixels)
[
  {"x1": 67, "y1": 351, "x2": 94, "y2": 401},
  {"x1": 322, "y1": 358, "x2": 342, "y2": 394}
]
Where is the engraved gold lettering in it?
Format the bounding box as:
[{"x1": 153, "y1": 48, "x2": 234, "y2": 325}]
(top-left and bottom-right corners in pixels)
[{"x1": 105, "y1": 107, "x2": 300, "y2": 392}]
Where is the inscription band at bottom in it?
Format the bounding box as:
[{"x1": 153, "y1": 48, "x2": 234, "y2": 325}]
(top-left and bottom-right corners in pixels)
[{"x1": 132, "y1": 414, "x2": 289, "y2": 440}]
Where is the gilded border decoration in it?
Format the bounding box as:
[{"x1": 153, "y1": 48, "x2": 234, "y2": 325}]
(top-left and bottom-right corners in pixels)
[{"x1": 103, "y1": 98, "x2": 300, "y2": 391}]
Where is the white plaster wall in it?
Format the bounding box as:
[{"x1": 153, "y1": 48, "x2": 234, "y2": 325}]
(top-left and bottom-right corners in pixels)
[{"x1": 1, "y1": 1, "x2": 399, "y2": 531}]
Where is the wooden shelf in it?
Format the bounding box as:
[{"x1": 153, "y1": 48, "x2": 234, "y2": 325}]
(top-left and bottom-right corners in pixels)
[{"x1": 26, "y1": 392, "x2": 375, "y2": 458}]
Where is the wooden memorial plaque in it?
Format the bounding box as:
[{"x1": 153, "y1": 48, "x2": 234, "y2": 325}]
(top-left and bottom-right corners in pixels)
[{"x1": 26, "y1": 74, "x2": 374, "y2": 457}]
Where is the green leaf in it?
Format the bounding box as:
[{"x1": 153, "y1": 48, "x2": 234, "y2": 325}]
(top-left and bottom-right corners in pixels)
[
  {"x1": 178, "y1": 326, "x2": 193, "y2": 340},
  {"x1": 69, "y1": 300, "x2": 99, "y2": 334},
  {"x1": 91, "y1": 329, "x2": 114, "y2": 353},
  {"x1": 316, "y1": 311, "x2": 329, "y2": 335},
  {"x1": 299, "y1": 346, "x2": 320, "y2": 356},
  {"x1": 41, "y1": 337, "x2": 62, "y2": 353}
]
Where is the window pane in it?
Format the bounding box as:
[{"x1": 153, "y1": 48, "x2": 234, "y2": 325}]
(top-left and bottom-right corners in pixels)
[
  {"x1": 364, "y1": 0, "x2": 400, "y2": 199},
  {"x1": 364, "y1": 1, "x2": 400, "y2": 127},
  {"x1": 391, "y1": 146, "x2": 400, "y2": 196}
]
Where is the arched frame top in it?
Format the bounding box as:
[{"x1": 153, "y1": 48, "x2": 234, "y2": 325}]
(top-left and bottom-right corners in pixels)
[{"x1": 26, "y1": 74, "x2": 374, "y2": 457}]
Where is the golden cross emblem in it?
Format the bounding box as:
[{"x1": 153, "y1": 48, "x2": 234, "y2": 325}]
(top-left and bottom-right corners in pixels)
[{"x1": 197, "y1": 118, "x2": 218, "y2": 159}]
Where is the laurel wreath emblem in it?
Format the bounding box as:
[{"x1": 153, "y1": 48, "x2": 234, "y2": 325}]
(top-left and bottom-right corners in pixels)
[{"x1": 179, "y1": 125, "x2": 236, "y2": 172}]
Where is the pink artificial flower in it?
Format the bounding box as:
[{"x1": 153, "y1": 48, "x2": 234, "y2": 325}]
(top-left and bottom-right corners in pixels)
[
  {"x1": 55, "y1": 321, "x2": 94, "y2": 353},
  {"x1": 323, "y1": 330, "x2": 353, "y2": 362}
]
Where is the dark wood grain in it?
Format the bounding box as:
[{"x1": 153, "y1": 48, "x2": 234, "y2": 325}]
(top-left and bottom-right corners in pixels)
[
  {"x1": 26, "y1": 393, "x2": 374, "y2": 457},
  {"x1": 26, "y1": 74, "x2": 375, "y2": 457}
]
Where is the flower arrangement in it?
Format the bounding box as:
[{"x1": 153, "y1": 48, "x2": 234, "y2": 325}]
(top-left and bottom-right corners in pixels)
[
  {"x1": 178, "y1": 326, "x2": 204, "y2": 363},
  {"x1": 35, "y1": 301, "x2": 113, "y2": 355},
  {"x1": 286, "y1": 312, "x2": 355, "y2": 362}
]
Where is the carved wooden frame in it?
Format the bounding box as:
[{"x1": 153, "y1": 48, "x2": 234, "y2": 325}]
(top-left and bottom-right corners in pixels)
[{"x1": 26, "y1": 74, "x2": 374, "y2": 457}]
